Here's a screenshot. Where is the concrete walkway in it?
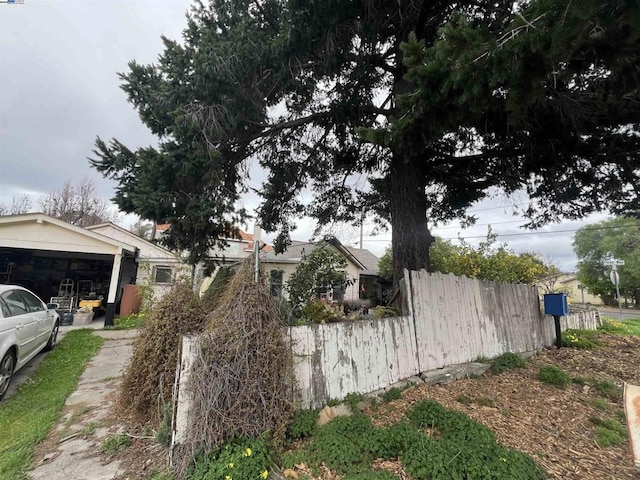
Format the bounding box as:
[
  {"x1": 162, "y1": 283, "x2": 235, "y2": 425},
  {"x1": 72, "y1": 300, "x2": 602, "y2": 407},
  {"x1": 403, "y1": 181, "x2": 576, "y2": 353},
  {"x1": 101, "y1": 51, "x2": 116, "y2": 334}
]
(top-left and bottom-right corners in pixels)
[{"x1": 28, "y1": 327, "x2": 137, "y2": 480}]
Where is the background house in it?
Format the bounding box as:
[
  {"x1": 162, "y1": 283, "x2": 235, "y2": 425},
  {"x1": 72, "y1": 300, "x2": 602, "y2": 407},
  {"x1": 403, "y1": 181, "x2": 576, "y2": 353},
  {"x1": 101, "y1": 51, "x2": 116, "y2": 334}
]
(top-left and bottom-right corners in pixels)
[
  {"x1": 262, "y1": 238, "x2": 380, "y2": 304},
  {"x1": 87, "y1": 223, "x2": 189, "y2": 300},
  {"x1": 539, "y1": 272, "x2": 603, "y2": 305}
]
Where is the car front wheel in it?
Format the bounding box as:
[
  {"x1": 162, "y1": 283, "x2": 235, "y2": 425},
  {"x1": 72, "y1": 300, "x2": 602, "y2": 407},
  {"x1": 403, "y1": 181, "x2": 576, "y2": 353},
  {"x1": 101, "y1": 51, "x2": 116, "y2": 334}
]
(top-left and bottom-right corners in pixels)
[
  {"x1": 0, "y1": 352, "x2": 15, "y2": 400},
  {"x1": 44, "y1": 321, "x2": 59, "y2": 351}
]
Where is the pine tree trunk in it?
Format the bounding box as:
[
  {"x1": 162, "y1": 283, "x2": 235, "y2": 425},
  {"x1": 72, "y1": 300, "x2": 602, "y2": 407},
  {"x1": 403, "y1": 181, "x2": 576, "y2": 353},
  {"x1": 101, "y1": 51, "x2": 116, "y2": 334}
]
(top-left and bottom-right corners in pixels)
[{"x1": 389, "y1": 153, "x2": 435, "y2": 284}]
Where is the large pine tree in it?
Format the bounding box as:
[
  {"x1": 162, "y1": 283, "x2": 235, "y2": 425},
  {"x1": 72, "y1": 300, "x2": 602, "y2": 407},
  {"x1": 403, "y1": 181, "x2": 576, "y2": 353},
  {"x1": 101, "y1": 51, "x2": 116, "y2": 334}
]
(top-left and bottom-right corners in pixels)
[{"x1": 91, "y1": 0, "x2": 640, "y2": 279}]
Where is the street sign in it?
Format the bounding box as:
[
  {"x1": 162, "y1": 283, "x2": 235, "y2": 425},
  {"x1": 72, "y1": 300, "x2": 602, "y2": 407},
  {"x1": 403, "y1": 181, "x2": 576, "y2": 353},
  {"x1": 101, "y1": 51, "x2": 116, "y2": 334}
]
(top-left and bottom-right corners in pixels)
[
  {"x1": 610, "y1": 270, "x2": 620, "y2": 286},
  {"x1": 605, "y1": 259, "x2": 625, "y2": 266}
]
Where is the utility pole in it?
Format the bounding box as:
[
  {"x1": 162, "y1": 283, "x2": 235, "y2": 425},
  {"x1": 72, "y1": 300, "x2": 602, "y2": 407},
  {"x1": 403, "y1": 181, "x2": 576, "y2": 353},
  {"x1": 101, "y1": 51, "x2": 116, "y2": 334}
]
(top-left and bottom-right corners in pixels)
[
  {"x1": 253, "y1": 225, "x2": 261, "y2": 283},
  {"x1": 359, "y1": 210, "x2": 364, "y2": 249}
]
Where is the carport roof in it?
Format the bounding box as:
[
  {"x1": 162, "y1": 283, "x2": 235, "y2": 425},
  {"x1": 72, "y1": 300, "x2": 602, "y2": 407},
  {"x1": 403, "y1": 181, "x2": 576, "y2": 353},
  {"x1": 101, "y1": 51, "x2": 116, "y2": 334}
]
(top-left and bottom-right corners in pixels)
[{"x1": 0, "y1": 213, "x2": 137, "y2": 256}]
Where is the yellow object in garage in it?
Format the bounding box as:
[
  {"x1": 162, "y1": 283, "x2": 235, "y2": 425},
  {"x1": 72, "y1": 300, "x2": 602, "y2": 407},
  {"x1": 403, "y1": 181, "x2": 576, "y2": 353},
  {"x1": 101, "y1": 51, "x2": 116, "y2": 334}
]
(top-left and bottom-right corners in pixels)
[{"x1": 79, "y1": 299, "x2": 102, "y2": 310}]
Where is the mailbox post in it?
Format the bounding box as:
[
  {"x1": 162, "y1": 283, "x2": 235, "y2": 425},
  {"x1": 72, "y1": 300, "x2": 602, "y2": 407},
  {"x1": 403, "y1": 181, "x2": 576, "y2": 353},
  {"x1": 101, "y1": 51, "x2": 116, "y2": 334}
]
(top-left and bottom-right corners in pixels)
[{"x1": 544, "y1": 293, "x2": 569, "y2": 348}]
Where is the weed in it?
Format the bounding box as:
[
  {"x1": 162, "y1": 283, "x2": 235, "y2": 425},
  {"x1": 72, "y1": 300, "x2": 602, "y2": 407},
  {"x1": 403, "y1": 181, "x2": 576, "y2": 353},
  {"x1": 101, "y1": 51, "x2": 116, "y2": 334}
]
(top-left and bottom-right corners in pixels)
[
  {"x1": 537, "y1": 365, "x2": 570, "y2": 387},
  {"x1": 592, "y1": 398, "x2": 608, "y2": 411},
  {"x1": 594, "y1": 380, "x2": 620, "y2": 400},
  {"x1": 156, "y1": 403, "x2": 173, "y2": 447},
  {"x1": 456, "y1": 395, "x2": 472, "y2": 406},
  {"x1": 474, "y1": 355, "x2": 490, "y2": 364},
  {"x1": 572, "y1": 376, "x2": 589, "y2": 386},
  {"x1": 590, "y1": 417, "x2": 628, "y2": 447},
  {"x1": 344, "y1": 392, "x2": 366, "y2": 413},
  {"x1": 476, "y1": 397, "x2": 496, "y2": 408},
  {"x1": 599, "y1": 318, "x2": 632, "y2": 335},
  {"x1": 490, "y1": 352, "x2": 527, "y2": 375},
  {"x1": 501, "y1": 408, "x2": 511, "y2": 418},
  {"x1": 106, "y1": 313, "x2": 148, "y2": 330},
  {"x1": 79, "y1": 422, "x2": 100, "y2": 436},
  {"x1": 100, "y1": 433, "x2": 132, "y2": 456},
  {"x1": 381, "y1": 388, "x2": 402, "y2": 403},
  {"x1": 287, "y1": 409, "x2": 319, "y2": 440},
  {"x1": 186, "y1": 437, "x2": 270, "y2": 480},
  {"x1": 562, "y1": 329, "x2": 600, "y2": 349},
  {"x1": 148, "y1": 471, "x2": 174, "y2": 480},
  {"x1": 326, "y1": 398, "x2": 342, "y2": 407},
  {"x1": 283, "y1": 400, "x2": 545, "y2": 479}
]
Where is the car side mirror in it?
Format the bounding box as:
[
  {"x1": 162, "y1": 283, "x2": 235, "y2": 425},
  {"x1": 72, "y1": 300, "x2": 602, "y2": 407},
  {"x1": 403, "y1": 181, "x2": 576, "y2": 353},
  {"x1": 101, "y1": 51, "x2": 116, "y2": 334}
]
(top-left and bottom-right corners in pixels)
[{"x1": 47, "y1": 303, "x2": 59, "y2": 310}]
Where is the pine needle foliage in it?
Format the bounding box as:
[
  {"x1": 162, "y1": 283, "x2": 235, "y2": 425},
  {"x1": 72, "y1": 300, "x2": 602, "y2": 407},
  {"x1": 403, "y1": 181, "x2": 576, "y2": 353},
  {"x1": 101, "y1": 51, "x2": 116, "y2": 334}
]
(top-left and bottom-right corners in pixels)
[
  {"x1": 173, "y1": 261, "x2": 296, "y2": 476},
  {"x1": 115, "y1": 281, "x2": 207, "y2": 426}
]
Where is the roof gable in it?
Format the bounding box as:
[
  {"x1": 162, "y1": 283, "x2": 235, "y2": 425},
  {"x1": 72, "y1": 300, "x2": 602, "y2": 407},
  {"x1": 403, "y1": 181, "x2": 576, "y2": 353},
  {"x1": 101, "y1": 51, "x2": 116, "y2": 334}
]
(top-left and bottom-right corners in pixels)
[{"x1": 0, "y1": 213, "x2": 136, "y2": 255}]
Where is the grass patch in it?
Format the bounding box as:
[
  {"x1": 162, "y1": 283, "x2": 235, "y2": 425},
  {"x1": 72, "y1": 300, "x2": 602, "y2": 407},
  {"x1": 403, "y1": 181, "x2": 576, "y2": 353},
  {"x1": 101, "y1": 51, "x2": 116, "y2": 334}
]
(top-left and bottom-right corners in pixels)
[
  {"x1": 562, "y1": 329, "x2": 601, "y2": 349},
  {"x1": 590, "y1": 417, "x2": 628, "y2": 447},
  {"x1": 105, "y1": 313, "x2": 147, "y2": 330},
  {"x1": 490, "y1": 352, "x2": 527, "y2": 375},
  {"x1": 594, "y1": 380, "x2": 621, "y2": 400},
  {"x1": 0, "y1": 330, "x2": 103, "y2": 480},
  {"x1": 380, "y1": 387, "x2": 402, "y2": 403},
  {"x1": 621, "y1": 317, "x2": 640, "y2": 335},
  {"x1": 591, "y1": 398, "x2": 608, "y2": 411},
  {"x1": 100, "y1": 433, "x2": 132, "y2": 456},
  {"x1": 537, "y1": 365, "x2": 570, "y2": 387}
]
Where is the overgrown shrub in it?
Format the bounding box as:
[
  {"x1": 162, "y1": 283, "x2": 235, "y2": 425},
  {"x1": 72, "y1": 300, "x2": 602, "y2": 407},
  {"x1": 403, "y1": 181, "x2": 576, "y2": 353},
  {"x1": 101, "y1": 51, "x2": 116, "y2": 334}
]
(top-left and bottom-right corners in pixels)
[
  {"x1": 174, "y1": 262, "x2": 296, "y2": 476},
  {"x1": 201, "y1": 266, "x2": 235, "y2": 311},
  {"x1": 116, "y1": 282, "x2": 207, "y2": 426},
  {"x1": 490, "y1": 352, "x2": 527, "y2": 375}
]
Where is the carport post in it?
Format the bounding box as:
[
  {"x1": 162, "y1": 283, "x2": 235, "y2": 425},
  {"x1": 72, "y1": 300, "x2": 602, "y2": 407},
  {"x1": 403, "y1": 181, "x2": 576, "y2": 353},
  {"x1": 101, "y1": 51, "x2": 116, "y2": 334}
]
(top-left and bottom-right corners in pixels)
[{"x1": 105, "y1": 251, "x2": 123, "y2": 327}]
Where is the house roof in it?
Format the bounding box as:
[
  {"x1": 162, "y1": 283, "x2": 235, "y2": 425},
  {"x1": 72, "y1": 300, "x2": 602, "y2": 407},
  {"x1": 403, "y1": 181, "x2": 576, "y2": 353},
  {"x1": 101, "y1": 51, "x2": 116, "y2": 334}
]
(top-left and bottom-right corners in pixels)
[
  {"x1": 0, "y1": 213, "x2": 137, "y2": 255},
  {"x1": 263, "y1": 238, "x2": 379, "y2": 274},
  {"x1": 344, "y1": 246, "x2": 380, "y2": 275},
  {"x1": 86, "y1": 222, "x2": 177, "y2": 259}
]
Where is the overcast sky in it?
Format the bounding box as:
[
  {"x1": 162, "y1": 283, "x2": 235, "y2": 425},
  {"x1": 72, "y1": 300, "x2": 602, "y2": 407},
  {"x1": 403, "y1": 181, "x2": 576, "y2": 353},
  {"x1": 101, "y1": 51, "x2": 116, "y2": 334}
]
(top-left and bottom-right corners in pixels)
[{"x1": 0, "y1": 0, "x2": 612, "y2": 271}]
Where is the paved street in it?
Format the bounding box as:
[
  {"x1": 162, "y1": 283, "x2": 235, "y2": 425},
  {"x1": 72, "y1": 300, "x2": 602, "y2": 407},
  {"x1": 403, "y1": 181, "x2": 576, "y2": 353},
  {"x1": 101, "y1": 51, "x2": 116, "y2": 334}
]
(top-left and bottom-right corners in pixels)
[{"x1": 598, "y1": 308, "x2": 640, "y2": 321}]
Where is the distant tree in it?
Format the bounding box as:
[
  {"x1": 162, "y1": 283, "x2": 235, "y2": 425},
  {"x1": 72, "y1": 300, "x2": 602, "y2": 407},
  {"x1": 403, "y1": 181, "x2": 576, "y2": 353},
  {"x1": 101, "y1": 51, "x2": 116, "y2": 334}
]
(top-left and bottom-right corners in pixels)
[
  {"x1": 0, "y1": 194, "x2": 32, "y2": 216},
  {"x1": 40, "y1": 177, "x2": 118, "y2": 227},
  {"x1": 573, "y1": 217, "x2": 640, "y2": 305},
  {"x1": 378, "y1": 247, "x2": 394, "y2": 284},
  {"x1": 285, "y1": 243, "x2": 348, "y2": 310},
  {"x1": 379, "y1": 230, "x2": 552, "y2": 285},
  {"x1": 130, "y1": 219, "x2": 153, "y2": 240}
]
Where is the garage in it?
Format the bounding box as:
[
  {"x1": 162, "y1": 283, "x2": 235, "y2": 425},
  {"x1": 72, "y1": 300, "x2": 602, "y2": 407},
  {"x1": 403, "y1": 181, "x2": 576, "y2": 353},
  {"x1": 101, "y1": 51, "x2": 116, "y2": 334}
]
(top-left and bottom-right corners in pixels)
[{"x1": 0, "y1": 213, "x2": 138, "y2": 326}]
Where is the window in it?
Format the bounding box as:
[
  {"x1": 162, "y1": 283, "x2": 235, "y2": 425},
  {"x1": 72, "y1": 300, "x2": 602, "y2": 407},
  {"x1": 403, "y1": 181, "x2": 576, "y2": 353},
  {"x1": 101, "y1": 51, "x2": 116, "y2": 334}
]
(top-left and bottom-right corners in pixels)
[
  {"x1": 0, "y1": 298, "x2": 11, "y2": 318},
  {"x1": 0, "y1": 290, "x2": 28, "y2": 316},
  {"x1": 154, "y1": 266, "x2": 173, "y2": 284},
  {"x1": 269, "y1": 270, "x2": 284, "y2": 297},
  {"x1": 17, "y1": 290, "x2": 45, "y2": 313}
]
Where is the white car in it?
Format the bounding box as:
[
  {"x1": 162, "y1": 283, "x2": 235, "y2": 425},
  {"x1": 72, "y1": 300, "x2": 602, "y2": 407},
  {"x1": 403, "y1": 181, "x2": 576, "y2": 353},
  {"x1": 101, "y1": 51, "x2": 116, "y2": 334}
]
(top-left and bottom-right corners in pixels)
[{"x1": 0, "y1": 285, "x2": 60, "y2": 399}]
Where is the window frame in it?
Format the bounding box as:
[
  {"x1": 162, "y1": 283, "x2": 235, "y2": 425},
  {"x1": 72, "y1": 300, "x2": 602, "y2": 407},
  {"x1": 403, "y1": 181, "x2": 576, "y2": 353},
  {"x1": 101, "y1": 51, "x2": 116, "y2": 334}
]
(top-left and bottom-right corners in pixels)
[{"x1": 153, "y1": 265, "x2": 174, "y2": 285}]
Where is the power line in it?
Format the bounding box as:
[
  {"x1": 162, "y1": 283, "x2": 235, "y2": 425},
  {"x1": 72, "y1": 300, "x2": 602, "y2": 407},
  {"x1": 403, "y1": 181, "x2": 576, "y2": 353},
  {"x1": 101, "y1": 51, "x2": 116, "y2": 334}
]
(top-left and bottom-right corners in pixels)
[{"x1": 359, "y1": 223, "x2": 639, "y2": 242}]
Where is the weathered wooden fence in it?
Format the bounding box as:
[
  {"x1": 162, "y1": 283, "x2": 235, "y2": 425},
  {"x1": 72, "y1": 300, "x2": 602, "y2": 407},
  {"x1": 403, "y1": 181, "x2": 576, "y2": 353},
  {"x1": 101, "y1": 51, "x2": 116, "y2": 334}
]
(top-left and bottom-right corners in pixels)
[
  {"x1": 289, "y1": 270, "x2": 600, "y2": 408},
  {"x1": 175, "y1": 270, "x2": 602, "y2": 425}
]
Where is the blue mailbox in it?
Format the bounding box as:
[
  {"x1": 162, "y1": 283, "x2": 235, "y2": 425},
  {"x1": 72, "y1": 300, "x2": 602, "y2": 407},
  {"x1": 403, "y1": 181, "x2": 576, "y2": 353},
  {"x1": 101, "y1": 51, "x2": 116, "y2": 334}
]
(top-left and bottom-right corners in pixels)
[{"x1": 544, "y1": 293, "x2": 569, "y2": 316}]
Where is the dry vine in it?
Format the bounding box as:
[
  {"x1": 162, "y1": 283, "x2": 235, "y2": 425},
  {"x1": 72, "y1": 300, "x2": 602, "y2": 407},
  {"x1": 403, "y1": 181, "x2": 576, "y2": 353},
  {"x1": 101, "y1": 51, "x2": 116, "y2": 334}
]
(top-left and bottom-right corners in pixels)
[
  {"x1": 172, "y1": 261, "x2": 297, "y2": 476},
  {"x1": 115, "y1": 281, "x2": 208, "y2": 427}
]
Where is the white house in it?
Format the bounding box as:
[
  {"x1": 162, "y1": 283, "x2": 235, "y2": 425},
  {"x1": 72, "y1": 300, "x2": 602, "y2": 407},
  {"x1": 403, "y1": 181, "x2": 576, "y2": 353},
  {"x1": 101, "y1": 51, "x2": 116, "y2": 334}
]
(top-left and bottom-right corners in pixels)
[{"x1": 86, "y1": 223, "x2": 189, "y2": 300}]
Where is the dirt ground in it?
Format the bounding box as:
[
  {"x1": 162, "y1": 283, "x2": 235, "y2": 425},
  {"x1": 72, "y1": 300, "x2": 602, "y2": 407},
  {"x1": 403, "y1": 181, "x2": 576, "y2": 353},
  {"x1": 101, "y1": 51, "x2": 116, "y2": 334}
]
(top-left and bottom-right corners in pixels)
[{"x1": 107, "y1": 332, "x2": 640, "y2": 480}]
